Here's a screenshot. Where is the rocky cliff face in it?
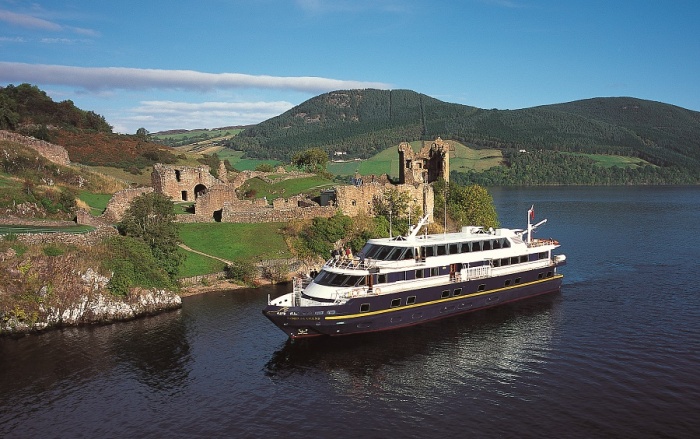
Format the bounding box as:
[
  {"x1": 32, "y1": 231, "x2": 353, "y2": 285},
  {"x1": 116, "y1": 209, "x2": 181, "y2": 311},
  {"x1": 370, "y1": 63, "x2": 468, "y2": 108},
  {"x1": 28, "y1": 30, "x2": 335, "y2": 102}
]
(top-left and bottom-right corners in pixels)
[{"x1": 0, "y1": 245, "x2": 182, "y2": 335}]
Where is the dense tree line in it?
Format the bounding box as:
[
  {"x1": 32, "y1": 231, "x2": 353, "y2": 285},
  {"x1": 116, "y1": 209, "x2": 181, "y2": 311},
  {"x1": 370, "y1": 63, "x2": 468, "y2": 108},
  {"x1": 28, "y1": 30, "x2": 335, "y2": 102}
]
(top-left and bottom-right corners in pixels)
[
  {"x1": 0, "y1": 83, "x2": 112, "y2": 135},
  {"x1": 451, "y1": 150, "x2": 698, "y2": 186}
]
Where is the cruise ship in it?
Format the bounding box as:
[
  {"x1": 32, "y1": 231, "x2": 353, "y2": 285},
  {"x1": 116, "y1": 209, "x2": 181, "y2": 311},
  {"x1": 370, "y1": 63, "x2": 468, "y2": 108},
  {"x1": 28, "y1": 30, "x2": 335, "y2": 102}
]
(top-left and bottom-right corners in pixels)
[{"x1": 263, "y1": 207, "x2": 565, "y2": 338}]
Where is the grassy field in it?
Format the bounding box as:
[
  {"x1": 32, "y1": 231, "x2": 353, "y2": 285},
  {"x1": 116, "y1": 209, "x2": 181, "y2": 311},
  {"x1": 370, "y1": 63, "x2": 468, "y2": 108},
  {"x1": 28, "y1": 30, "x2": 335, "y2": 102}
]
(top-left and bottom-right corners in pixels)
[
  {"x1": 78, "y1": 191, "x2": 113, "y2": 216},
  {"x1": 239, "y1": 175, "x2": 334, "y2": 201},
  {"x1": 177, "y1": 247, "x2": 227, "y2": 278},
  {"x1": 178, "y1": 222, "x2": 290, "y2": 275},
  {"x1": 564, "y1": 152, "x2": 652, "y2": 168},
  {"x1": 151, "y1": 128, "x2": 242, "y2": 144}
]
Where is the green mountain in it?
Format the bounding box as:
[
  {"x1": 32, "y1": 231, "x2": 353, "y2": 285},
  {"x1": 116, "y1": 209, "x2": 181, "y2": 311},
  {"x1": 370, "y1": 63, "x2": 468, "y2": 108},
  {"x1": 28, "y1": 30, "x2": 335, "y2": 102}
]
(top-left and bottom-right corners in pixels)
[{"x1": 227, "y1": 90, "x2": 700, "y2": 174}]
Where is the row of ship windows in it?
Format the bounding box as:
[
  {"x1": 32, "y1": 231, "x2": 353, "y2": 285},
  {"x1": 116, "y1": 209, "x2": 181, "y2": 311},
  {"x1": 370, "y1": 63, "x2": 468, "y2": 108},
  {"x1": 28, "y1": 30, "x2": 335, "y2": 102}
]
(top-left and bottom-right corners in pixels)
[
  {"x1": 315, "y1": 251, "x2": 550, "y2": 288},
  {"x1": 360, "y1": 238, "x2": 513, "y2": 262},
  {"x1": 358, "y1": 271, "x2": 555, "y2": 313}
]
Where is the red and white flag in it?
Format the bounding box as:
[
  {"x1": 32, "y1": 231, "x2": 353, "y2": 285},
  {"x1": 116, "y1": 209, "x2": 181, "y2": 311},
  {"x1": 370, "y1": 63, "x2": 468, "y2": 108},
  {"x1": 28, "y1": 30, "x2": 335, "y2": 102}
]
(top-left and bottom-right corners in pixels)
[{"x1": 528, "y1": 205, "x2": 535, "y2": 220}]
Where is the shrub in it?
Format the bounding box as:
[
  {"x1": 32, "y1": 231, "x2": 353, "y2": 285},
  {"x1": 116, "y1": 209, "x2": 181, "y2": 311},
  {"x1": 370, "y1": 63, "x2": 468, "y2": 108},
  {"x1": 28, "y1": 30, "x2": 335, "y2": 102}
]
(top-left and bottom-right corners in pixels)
[
  {"x1": 42, "y1": 245, "x2": 64, "y2": 257},
  {"x1": 224, "y1": 259, "x2": 257, "y2": 285}
]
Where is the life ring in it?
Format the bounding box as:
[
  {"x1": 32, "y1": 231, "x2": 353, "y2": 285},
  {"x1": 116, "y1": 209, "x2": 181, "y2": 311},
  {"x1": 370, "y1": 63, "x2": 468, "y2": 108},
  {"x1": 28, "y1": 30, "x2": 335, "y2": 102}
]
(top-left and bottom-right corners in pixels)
[{"x1": 374, "y1": 287, "x2": 381, "y2": 295}]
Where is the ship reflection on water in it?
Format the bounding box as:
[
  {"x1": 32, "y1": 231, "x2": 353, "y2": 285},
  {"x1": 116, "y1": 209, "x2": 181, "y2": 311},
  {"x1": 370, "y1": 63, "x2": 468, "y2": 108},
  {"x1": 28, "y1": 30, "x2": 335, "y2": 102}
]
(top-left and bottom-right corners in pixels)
[{"x1": 265, "y1": 292, "x2": 562, "y2": 400}]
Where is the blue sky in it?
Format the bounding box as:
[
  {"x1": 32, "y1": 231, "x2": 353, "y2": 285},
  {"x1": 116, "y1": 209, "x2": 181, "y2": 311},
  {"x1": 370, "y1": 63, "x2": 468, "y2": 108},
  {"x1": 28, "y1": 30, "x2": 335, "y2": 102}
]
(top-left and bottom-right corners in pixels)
[{"x1": 1, "y1": 0, "x2": 699, "y2": 134}]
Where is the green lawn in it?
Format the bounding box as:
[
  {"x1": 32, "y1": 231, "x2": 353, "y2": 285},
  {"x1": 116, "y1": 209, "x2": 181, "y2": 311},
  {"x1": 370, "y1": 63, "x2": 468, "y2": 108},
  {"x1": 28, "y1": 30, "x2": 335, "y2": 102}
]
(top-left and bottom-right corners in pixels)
[
  {"x1": 177, "y1": 247, "x2": 227, "y2": 278},
  {"x1": 178, "y1": 222, "x2": 290, "y2": 264},
  {"x1": 240, "y1": 175, "x2": 334, "y2": 201},
  {"x1": 563, "y1": 152, "x2": 652, "y2": 168},
  {"x1": 78, "y1": 191, "x2": 113, "y2": 216}
]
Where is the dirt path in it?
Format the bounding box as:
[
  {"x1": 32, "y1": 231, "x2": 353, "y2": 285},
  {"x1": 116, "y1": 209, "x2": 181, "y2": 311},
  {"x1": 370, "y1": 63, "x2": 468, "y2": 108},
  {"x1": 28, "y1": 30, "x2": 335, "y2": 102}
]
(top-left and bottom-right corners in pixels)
[{"x1": 178, "y1": 243, "x2": 233, "y2": 265}]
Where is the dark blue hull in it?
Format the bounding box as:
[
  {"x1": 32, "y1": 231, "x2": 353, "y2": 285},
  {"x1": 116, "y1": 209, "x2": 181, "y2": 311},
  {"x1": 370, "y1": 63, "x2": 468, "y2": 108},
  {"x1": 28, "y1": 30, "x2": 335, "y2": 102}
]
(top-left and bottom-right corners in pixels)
[{"x1": 264, "y1": 266, "x2": 563, "y2": 339}]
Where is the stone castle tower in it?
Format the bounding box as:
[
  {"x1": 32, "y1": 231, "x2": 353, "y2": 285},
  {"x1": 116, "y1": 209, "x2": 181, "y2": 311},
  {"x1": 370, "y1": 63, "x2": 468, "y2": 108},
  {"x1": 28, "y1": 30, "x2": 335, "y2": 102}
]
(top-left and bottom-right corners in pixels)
[{"x1": 398, "y1": 137, "x2": 451, "y2": 185}]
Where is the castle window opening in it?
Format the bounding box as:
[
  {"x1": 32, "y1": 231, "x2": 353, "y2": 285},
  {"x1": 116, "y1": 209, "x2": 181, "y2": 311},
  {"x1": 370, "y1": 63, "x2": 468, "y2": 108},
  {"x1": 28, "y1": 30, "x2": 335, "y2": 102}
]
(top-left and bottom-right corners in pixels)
[
  {"x1": 352, "y1": 200, "x2": 357, "y2": 206},
  {"x1": 175, "y1": 170, "x2": 181, "y2": 182},
  {"x1": 181, "y1": 191, "x2": 188, "y2": 201}
]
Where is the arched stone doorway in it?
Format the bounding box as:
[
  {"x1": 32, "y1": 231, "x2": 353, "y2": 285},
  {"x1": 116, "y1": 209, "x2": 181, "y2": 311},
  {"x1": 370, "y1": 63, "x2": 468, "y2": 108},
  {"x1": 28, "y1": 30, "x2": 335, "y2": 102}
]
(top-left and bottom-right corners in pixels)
[{"x1": 194, "y1": 184, "x2": 207, "y2": 199}]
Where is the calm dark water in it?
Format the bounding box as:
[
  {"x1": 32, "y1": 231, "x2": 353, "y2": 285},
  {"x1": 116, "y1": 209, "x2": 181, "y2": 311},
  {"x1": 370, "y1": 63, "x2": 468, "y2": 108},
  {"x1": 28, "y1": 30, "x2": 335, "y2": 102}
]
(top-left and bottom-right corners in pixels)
[{"x1": 2, "y1": 186, "x2": 700, "y2": 439}]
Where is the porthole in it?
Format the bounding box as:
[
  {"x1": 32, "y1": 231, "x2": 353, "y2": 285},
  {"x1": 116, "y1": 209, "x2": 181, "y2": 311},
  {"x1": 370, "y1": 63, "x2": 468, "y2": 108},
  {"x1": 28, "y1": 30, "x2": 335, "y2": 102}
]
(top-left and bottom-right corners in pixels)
[
  {"x1": 478, "y1": 284, "x2": 486, "y2": 292},
  {"x1": 407, "y1": 296, "x2": 416, "y2": 305},
  {"x1": 391, "y1": 298, "x2": 401, "y2": 308},
  {"x1": 441, "y1": 290, "x2": 450, "y2": 298},
  {"x1": 360, "y1": 303, "x2": 370, "y2": 312},
  {"x1": 454, "y1": 288, "x2": 462, "y2": 296}
]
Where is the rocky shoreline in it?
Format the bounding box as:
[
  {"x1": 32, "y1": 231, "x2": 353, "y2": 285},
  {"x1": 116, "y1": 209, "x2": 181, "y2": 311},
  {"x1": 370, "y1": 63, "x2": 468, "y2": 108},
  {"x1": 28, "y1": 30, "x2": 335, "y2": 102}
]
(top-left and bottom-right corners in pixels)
[{"x1": 1, "y1": 287, "x2": 183, "y2": 335}]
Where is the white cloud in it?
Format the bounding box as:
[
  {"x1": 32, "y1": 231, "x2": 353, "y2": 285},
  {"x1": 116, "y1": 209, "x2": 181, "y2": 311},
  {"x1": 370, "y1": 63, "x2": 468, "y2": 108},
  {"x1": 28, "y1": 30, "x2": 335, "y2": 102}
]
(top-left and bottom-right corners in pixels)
[
  {"x1": 0, "y1": 62, "x2": 391, "y2": 93},
  {"x1": 0, "y1": 9, "x2": 62, "y2": 31},
  {"x1": 112, "y1": 100, "x2": 296, "y2": 133}
]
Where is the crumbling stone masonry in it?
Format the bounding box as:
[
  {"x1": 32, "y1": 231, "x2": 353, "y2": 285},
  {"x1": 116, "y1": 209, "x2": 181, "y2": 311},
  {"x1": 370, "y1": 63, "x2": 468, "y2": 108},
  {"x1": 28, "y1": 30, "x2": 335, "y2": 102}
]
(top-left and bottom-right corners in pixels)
[
  {"x1": 0, "y1": 130, "x2": 71, "y2": 166},
  {"x1": 151, "y1": 163, "x2": 223, "y2": 202},
  {"x1": 101, "y1": 187, "x2": 154, "y2": 223},
  {"x1": 398, "y1": 137, "x2": 451, "y2": 185},
  {"x1": 335, "y1": 182, "x2": 434, "y2": 222}
]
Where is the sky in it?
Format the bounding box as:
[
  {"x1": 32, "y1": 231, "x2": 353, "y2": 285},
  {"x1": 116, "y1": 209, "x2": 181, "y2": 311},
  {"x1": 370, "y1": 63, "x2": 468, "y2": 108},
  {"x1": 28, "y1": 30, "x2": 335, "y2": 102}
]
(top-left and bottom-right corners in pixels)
[{"x1": 1, "y1": 0, "x2": 699, "y2": 134}]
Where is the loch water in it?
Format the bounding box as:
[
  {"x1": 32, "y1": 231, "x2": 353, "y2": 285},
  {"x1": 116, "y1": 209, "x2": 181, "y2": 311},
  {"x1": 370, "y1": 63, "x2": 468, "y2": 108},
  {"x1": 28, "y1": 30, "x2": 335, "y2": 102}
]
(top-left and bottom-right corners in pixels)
[{"x1": 2, "y1": 186, "x2": 700, "y2": 439}]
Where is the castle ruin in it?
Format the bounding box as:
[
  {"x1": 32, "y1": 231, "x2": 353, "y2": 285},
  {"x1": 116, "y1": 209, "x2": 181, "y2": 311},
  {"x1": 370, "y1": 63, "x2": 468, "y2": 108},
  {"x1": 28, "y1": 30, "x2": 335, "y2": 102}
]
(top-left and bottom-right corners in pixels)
[
  {"x1": 144, "y1": 138, "x2": 450, "y2": 224},
  {"x1": 398, "y1": 137, "x2": 451, "y2": 185}
]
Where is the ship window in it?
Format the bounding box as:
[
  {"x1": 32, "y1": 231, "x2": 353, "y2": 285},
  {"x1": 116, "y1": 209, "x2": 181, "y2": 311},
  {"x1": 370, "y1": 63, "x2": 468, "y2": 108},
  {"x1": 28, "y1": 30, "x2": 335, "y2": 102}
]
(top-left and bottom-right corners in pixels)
[
  {"x1": 520, "y1": 255, "x2": 528, "y2": 263},
  {"x1": 504, "y1": 279, "x2": 511, "y2": 287},
  {"x1": 407, "y1": 296, "x2": 416, "y2": 305},
  {"x1": 360, "y1": 303, "x2": 370, "y2": 312},
  {"x1": 478, "y1": 284, "x2": 486, "y2": 291},
  {"x1": 492, "y1": 259, "x2": 500, "y2": 268},
  {"x1": 424, "y1": 246, "x2": 435, "y2": 257},
  {"x1": 511, "y1": 257, "x2": 519, "y2": 265},
  {"x1": 539, "y1": 251, "x2": 548, "y2": 259},
  {"x1": 547, "y1": 271, "x2": 553, "y2": 277},
  {"x1": 461, "y1": 242, "x2": 471, "y2": 253},
  {"x1": 454, "y1": 288, "x2": 462, "y2": 296},
  {"x1": 472, "y1": 241, "x2": 481, "y2": 252},
  {"x1": 386, "y1": 247, "x2": 403, "y2": 260},
  {"x1": 431, "y1": 267, "x2": 439, "y2": 277},
  {"x1": 501, "y1": 258, "x2": 509, "y2": 266},
  {"x1": 437, "y1": 245, "x2": 447, "y2": 256},
  {"x1": 362, "y1": 244, "x2": 381, "y2": 259},
  {"x1": 449, "y1": 243, "x2": 460, "y2": 254},
  {"x1": 377, "y1": 274, "x2": 387, "y2": 284},
  {"x1": 441, "y1": 290, "x2": 450, "y2": 298},
  {"x1": 483, "y1": 240, "x2": 492, "y2": 250},
  {"x1": 503, "y1": 240, "x2": 511, "y2": 248},
  {"x1": 376, "y1": 246, "x2": 392, "y2": 260},
  {"x1": 538, "y1": 273, "x2": 543, "y2": 279},
  {"x1": 515, "y1": 277, "x2": 521, "y2": 284},
  {"x1": 416, "y1": 269, "x2": 424, "y2": 279},
  {"x1": 403, "y1": 248, "x2": 414, "y2": 260},
  {"x1": 493, "y1": 239, "x2": 502, "y2": 249},
  {"x1": 405, "y1": 270, "x2": 415, "y2": 280},
  {"x1": 391, "y1": 298, "x2": 401, "y2": 307}
]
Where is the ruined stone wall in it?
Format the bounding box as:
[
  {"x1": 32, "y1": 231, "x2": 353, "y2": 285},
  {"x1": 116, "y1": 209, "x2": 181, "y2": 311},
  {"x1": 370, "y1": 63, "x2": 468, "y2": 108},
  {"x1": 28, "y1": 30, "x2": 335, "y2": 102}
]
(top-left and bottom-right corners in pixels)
[
  {"x1": 101, "y1": 187, "x2": 153, "y2": 223},
  {"x1": 221, "y1": 204, "x2": 336, "y2": 223},
  {"x1": 335, "y1": 182, "x2": 434, "y2": 222},
  {"x1": 193, "y1": 185, "x2": 240, "y2": 218},
  {"x1": 0, "y1": 130, "x2": 70, "y2": 166},
  {"x1": 16, "y1": 225, "x2": 119, "y2": 246},
  {"x1": 398, "y1": 137, "x2": 450, "y2": 185},
  {"x1": 151, "y1": 163, "x2": 222, "y2": 201}
]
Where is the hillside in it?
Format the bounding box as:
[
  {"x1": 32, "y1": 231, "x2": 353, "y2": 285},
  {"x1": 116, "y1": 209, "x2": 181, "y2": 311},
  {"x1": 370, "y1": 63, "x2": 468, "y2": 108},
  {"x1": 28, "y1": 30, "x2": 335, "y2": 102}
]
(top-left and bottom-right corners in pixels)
[
  {"x1": 0, "y1": 83, "x2": 179, "y2": 171},
  {"x1": 227, "y1": 90, "x2": 700, "y2": 176}
]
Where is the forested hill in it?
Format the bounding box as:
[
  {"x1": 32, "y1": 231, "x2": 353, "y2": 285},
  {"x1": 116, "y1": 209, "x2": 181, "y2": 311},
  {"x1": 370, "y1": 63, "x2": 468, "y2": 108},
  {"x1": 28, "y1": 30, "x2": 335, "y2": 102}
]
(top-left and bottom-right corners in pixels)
[{"x1": 227, "y1": 89, "x2": 700, "y2": 172}]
